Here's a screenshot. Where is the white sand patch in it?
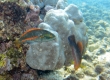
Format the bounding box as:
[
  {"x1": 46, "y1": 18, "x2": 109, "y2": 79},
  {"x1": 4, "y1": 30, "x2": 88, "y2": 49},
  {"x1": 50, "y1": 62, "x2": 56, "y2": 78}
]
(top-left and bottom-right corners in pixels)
[{"x1": 98, "y1": 52, "x2": 110, "y2": 62}]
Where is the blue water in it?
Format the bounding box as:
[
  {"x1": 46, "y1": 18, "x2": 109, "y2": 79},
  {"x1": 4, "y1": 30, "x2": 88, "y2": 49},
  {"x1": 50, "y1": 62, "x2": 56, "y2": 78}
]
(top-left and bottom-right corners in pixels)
[
  {"x1": 68, "y1": 0, "x2": 110, "y2": 9},
  {"x1": 67, "y1": 0, "x2": 110, "y2": 27}
]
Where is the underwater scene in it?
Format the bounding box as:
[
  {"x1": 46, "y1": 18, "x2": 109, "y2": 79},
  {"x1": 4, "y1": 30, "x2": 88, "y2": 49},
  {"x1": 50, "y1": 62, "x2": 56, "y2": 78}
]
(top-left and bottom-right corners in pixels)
[{"x1": 0, "y1": 0, "x2": 110, "y2": 80}]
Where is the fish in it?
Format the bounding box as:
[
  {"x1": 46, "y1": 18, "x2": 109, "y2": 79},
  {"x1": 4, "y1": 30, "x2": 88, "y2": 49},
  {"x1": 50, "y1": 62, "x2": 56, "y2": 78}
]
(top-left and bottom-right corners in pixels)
[
  {"x1": 68, "y1": 35, "x2": 83, "y2": 70},
  {"x1": 20, "y1": 28, "x2": 56, "y2": 43}
]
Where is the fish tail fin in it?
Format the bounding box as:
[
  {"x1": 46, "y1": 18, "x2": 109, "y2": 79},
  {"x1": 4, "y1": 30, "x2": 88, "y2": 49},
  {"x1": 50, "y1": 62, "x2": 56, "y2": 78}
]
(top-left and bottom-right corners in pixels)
[{"x1": 74, "y1": 59, "x2": 82, "y2": 70}]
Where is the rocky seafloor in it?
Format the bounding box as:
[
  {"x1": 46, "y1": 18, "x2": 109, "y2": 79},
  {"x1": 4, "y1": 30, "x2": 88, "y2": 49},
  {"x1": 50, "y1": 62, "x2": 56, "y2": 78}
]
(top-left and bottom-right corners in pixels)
[{"x1": 0, "y1": 0, "x2": 110, "y2": 80}]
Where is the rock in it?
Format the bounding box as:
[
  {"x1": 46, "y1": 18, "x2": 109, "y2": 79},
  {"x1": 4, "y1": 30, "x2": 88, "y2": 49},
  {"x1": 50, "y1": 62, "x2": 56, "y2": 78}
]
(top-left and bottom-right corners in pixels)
[
  {"x1": 97, "y1": 20, "x2": 109, "y2": 27},
  {"x1": 88, "y1": 39, "x2": 94, "y2": 45},
  {"x1": 86, "y1": 21, "x2": 92, "y2": 26},
  {"x1": 84, "y1": 68, "x2": 97, "y2": 77},
  {"x1": 88, "y1": 43, "x2": 99, "y2": 52},
  {"x1": 95, "y1": 31, "x2": 105, "y2": 38},
  {"x1": 98, "y1": 72, "x2": 107, "y2": 80},
  {"x1": 83, "y1": 54, "x2": 93, "y2": 61},
  {"x1": 75, "y1": 69, "x2": 84, "y2": 78},
  {"x1": 96, "y1": 48, "x2": 106, "y2": 55},
  {"x1": 64, "y1": 75, "x2": 79, "y2": 80},
  {"x1": 56, "y1": 0, "x2": 68, "y2": 9},
  {"x1": 88, "y1": 29, "x2": 94, "y2": 35},
  {"x1": 81, "y1": 59, "x2": 94, "y2": 68},
  {"x1": 94, "y1": 64, "x2": 104, "y2": 74}
]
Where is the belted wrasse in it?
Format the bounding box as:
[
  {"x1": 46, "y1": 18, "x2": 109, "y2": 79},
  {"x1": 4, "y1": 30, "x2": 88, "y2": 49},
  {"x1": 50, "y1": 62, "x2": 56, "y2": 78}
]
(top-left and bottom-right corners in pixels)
[
  {"x1": 20, "y1": 28, "x2": 56, "y2": 44},
  {"x1": 68, "y1": 35, "x2": 83, "y2": 70}
]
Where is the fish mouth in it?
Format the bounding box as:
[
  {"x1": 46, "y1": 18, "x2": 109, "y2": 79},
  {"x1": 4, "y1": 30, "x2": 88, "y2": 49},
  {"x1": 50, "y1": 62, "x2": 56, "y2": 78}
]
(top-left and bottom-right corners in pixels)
[{"x1": 68, "y1": 35, "x2": 83, "y2": 70}]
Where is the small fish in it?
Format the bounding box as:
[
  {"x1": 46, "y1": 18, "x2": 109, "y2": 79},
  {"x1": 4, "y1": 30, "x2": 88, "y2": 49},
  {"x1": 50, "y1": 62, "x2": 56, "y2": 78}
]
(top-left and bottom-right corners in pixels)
[
  {"x1": 20, "y1": 28, "x2": 56, "y2": 43},
  {"x1": 68, "y1": 35, "x2": 83, "y2": 70}
]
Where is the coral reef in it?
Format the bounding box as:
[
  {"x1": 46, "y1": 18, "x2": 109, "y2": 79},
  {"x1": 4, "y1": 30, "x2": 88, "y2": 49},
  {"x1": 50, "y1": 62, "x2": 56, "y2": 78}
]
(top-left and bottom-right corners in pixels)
[
  {"x1": 26, "y1": 3, "x2": 88, "y2": 70},
  {"x1": 24, "y1": 5, "x2": 43, "y2": 27},
  {"x1": 0, "y1": 0, "x2": 89, "y2": 79}
]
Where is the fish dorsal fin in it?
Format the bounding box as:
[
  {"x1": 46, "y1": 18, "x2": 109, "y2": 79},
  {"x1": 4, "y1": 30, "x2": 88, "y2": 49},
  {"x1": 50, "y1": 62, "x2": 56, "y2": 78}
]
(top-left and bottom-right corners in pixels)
[
  {"x1": 21, "y1": 28, "x2": 41, "y2": 37},
  {"x1": 77, "y1": 41, "x2": 83, "y2": 54}
]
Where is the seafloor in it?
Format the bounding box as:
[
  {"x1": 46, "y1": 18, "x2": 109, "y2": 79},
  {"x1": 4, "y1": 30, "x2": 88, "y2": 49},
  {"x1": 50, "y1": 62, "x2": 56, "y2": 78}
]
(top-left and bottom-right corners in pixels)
[{"x1": 0, "y1": 0, "x2": 110, "y2": 80}]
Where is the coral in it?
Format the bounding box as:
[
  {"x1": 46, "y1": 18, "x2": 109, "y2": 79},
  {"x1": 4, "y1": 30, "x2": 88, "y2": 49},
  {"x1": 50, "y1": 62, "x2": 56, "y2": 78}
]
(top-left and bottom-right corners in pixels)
[
  {"x1": 0, "y1": 46, "x2": 24, "y2": 74},
  {"x1": 7, "y1": 68, "x2": 39, "y2": 80},
  {"x1": 43, "y1": 0, "x2": 58, "y2": 7},
  {"x1": 24, "y1": 4, "x2": 43, "y2": 27},
  {"x1": 56, "y1": 0, "x2": 68, "y2": 9},
  {"x1": 0, "y1": 55, "x2": 12, "y2": 74},
  {"x1": 0, "y1": 2, "x2": 26, "y2": 24},
  {"x1": 31, "y1": 0, "x2": 58, "y2": 8},
  {"x1": 97, "y1": 20, "x2": 109, "y2": 27},
  {"x1": 0, "y1": 0, "x2": 88, "y2": 79},
  {"x1": 26, "y1": 28, "x2": 65, "y2": 70},
  {"x1": 0, "y1": 1, "x2": 44, "y2": 79},
  {"x1": 26, "y1": 1, "x2": 88, "y2": 70},
  {"x1": 26, "y1": 0, "x2": 88, "y2": 70},
  {"x1": 0, "y1": 3, "x2": 28, "y2": 74},
  {"x1": 98, "y1": 72, "x2": 107, "y2": 80},
  {"x1": 64, "y1": 4, "x2": 83, "y2": 25},
  {"x1": 0, "y1": 2, "x2": 26, "y2": 43},
  {"x1": 6, "y1": 47, "x2": 22, "y2": 59}
]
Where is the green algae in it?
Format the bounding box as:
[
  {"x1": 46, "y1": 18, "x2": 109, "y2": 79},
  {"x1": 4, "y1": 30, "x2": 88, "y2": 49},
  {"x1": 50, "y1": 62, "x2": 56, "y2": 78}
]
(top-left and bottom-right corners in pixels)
[
  {"x1": 6, "y1": 47, "x2": 23, "y2": 67},
  {"x1": 0, "y1": 47, "x2": 23, "y2": 68},
  {"x1": 6, "y1": 47, "x2": 22, "y2": 59},
  {"x1": 0, "y1": 54, "x2": 6, "y2": 68},
  {"x1": 0, "y1": 75, "x2": 6, "y2": 80}
]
